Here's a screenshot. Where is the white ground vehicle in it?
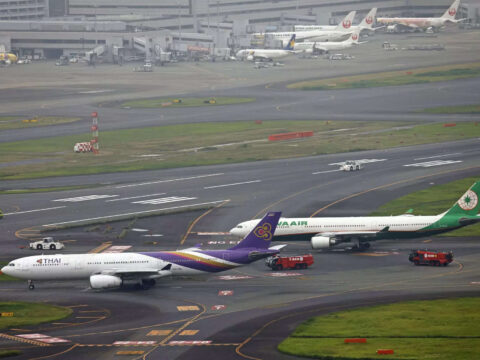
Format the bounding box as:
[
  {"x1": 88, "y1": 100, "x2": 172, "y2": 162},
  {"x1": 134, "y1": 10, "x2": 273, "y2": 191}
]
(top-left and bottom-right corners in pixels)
[
  {"x1": 340, "y1": 160, "x2": 362, "y2": 171},
  {"x1": 30, "y1": 237, "x2": 65, "y2": 250}
]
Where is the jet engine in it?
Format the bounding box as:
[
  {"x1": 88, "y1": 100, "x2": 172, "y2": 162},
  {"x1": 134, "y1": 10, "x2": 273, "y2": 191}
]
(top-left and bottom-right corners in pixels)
[
  {"x1": 311, "y1": 236, "x2": 336, "y2": 249},
  {"x1": 247, "y1": 55, "x2": 254, "y2": 61},
  {"x1": 90, "y1": 274, "x2": 123, "y2": 289}
]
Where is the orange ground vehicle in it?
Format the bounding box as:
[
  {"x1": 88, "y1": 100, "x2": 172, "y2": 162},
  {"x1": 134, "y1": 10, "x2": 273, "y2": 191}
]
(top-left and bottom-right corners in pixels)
[
  {"x1": 265, "y1": 255, "x2": 314, "y2": 270},
  {"x1": 409, "y1": 250, "x2": 453, "y2": 266}
]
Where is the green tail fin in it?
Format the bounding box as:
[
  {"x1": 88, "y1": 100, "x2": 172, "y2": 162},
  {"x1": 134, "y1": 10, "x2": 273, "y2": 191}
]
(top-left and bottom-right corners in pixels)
[{"x1": 444, "y1": 181, "x2": 480, "y2": 217}]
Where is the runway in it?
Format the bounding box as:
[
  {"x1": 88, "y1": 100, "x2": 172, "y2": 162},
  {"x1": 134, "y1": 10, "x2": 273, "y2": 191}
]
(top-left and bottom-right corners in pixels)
[{"x1": 1, "y1": 29, "x2": 480, "y2": 360}]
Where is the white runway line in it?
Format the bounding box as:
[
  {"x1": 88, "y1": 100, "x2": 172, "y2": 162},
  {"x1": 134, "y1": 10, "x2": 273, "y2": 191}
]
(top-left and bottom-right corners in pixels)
[
  {"x1": 204, "y1": 180, "x2": 261, "y2": 189},
  {"x1": 133, "y1": 196, "x2": 196, "y2": 205},
  {"x1": 328, "y1": 159, "x2": 387, "y2": 166},
  {"x1": 414, "y1": 153, "x2": 462, "y2": 161},
  {"x1": 404, "y1": 160, "x2": 463, "y2": 168},
  {"x1": 312, "y1": 169, "x2": 342, "y2": 175},
  {"x1": 115, "y1": 173, "x2": 224, "y2": 189},
  {"x1": 3, "y1": 206, "x2": 67, "y2": 216},
  {"x1": 53, "y1": 194, "x2": 118, "y2": 202},
  {"x1": 42, "y1": 200, "x2": 229, "y2": 227},
  {"x1": 106, "y1": 193, "x2": 166, "y2": 202}
]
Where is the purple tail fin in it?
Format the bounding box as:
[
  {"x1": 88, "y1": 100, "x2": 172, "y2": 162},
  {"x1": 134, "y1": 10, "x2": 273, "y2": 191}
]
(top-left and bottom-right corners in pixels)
[{"x1": 229, "y1": 212, "x2": 281, "y2": 250}]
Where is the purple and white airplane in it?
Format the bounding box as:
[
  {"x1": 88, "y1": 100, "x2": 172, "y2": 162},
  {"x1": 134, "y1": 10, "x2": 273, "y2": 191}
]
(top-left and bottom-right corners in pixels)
[{"x1": 1, "y1": 212, "x2": 283, "y2": 290}]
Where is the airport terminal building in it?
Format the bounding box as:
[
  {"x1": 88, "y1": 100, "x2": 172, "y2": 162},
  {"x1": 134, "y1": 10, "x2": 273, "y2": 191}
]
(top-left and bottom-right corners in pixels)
[{"x1": 0, "y1": 0, "x2": 474, "y2": 61}]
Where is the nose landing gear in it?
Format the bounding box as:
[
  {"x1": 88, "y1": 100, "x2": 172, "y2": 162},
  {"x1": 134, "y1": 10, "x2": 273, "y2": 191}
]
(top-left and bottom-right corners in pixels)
[{"x1": 28, "y1": 280, "x2": 35, "y2": 290}]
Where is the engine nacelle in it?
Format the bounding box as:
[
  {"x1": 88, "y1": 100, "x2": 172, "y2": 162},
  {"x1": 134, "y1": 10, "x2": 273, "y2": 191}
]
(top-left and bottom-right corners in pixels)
[
  {"x1": 90, "y1": 274, "x2": 122, "y2": 289},
  {"x1": 246, "y1": 55, "x2": 254, "y2": 61},
  {"x1": 311, "y1": 236, "x2": 335, "y2": 249}
]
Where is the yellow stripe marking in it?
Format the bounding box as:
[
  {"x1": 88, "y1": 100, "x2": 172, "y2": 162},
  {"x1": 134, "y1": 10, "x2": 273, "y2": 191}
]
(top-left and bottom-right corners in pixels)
[
  {"x1": 177, "y1": 306, "x2": 200, "y2": 312},
  {"x1": 117, "y1": 351, "x2": 145, "y2": 355},
  {"x1": 179, "y1": 330, "x2": 198, "y2": 336},
  {"x1": 89, "y1": 242, "x2": 112, "y2": 253},
  {"x1": 0, "y1": 333, "x2": 51, "y2": 347},
  {"x1": 147, "y1": 330, "x2": 172, "y2": 336}
]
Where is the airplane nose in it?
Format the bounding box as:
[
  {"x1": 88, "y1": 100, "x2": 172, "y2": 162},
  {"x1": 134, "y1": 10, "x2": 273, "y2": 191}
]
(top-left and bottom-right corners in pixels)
[{"x1": 1, "y1": 266, "x2": 8, "y2": 275}]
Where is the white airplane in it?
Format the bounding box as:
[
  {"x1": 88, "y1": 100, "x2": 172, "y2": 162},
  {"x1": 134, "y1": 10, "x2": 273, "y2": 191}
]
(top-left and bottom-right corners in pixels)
[
  {"x1": 230, "y1": 182, "x2": 480, "y2": 251},
  {"x1": 236, "y1": 34, "x2": 296, "y2": 62},
  {"x1": 377, "y1": 0, "x2": 465, "y2": 32},
  {"x1": 1, "y1": 212, "x2": 284, "y2": 290},
  {"x1": 295, "y1": 8, "x2": 380, "y2": 33},
  {"x1": 261, "y1": 11, "x2": 357, "y2": 47},
  {"x1": 294, "y1": 30, "x2": 364, "y2": 54}
]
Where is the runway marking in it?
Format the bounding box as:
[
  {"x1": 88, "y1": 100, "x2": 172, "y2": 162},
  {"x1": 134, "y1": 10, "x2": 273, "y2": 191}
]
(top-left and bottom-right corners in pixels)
[
  {"x1": 106, "y1": 193, "x2": 166, "y2": 202},
  {"x1": 3, "y1": 206, "x2": 66, "y2": 216},
  {"x1": 217, "y1": 275, "x2": 253, "y2": 280},
  {"x1": 53, "y1": 194, "x2": 118, "y2": 202},
  {"x1": 179, "y1": 330, "x2": 199, "y2": 336},
  {"x1": 218, "y1": 290, "x2": 234, "y2": 296},
  {"x1": 265, "y1": 272, "x2": 302, "y2": 277},
  {"x1": 168, "y1": 340, "x2": 211, "y2": 345},
  {"x1": 309, "y1": 165, "x2": 480, "y2": 218},
  {"x1": 423, "y1": 239, "x2": 433, "y2": 243},
  {"x1": 177, "y1": 306, "x2": 200, "y2": 312},
  {"x1": 117, "y1": 351, "x2": 145, "y2": 355},
  {"x1": 89, "y1": 242, "x2": 112, "y2": 254},
  {"x1": 42, "y1": 200, "x2": 229, "y2": 227},
  {"x1": 414, "y1": 153, "x2": 461, "y2": 160},
  {"x1": 103, "y1": 246, "x2": 132, "y2": 253},
  {"x1": 204, "y1": 180, "x2": 261, "y2": 189},
  {"x1": 115, "y1": 173, "x2": 224, "y2": 189},
  {"x1": 196, "y1": 232, "x2": 231, "y2": 235},
  {"x1": 404, "y1": 160, "x2": 462, "y2": 168},
  {"x1": 0, "y1": 333, "x2": 51, "y2": 346},
  {"x1": 114, "y1": 341, "x2": 157, "y2": 346},
  {"x1": 211, "y1": 305, "x2": 226, "y2": 311},
  {"x1": 328, "y1": 159, "x2": 387, "y2": 166},
  {"x1": 133, "y1": 196, "x2": 196, "y2": 205},
  {"x1": 147, "y1": 330, "x2": 172, "y2": 336},
  {"x1": 132, "y1": 228, "x2": 149, "y2": 232},
  {"x1": 312, "y1": 169, "x2": 342, "y2": 175}
]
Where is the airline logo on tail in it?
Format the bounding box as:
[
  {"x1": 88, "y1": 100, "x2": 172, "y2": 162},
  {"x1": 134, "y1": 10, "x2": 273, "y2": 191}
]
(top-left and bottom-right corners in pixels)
[
  {"x1": 365, "y1": 16, "x2": 373, "y2": 25},
  {"x1": 449, "y1": 7, "x2": 457, "y2": 16},
  {"x1": 343, "y1": 20, "x2": 352, "y2": 29},
  {"x1": 458, "y1": 189, "x2": 478, "y2": 211},
  {"x1": 285, "y1": 34, "x2": 296, "y2": 50},
  {"x1": 254, "y1": 223, "x2": 273, "y2": 241},
  {"x1": 352, "y1": 33, "x2": 359, "y2": 41}
]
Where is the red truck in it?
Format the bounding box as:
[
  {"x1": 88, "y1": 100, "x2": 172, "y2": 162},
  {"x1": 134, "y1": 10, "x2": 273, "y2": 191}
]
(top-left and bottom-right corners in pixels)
[
  {"x1": 265, "y1": 255, "x2": 314, "y2": 270},
  {"x1": 409, "y1": 250, "x2": 453, "y2": 266}
]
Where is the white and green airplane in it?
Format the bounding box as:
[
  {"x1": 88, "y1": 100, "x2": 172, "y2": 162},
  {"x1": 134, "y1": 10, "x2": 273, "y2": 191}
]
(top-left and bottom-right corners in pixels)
[{"x1": 230, "y1": 182, "x2": 480, "y2": 250}]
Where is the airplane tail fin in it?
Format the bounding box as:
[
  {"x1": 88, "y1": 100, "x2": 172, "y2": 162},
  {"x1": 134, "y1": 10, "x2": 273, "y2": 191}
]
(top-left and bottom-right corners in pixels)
[
  {"x1": 441, "y1": 0, "x2": 460, "y2": 20},
  {"x1": 229, "y1": 212, "x2": 281, "y2": 250},
  {"x1": 284, "y1": 34, "x2": 296, "y2": 50},
  {"x1": 359, "y1": 8, "x2": 377, "y2": 30},
  {"x1": 335, "y1": 11, "x2": 356, "y2": 32},
  {"x1": 442, "y1": 181, "x2": 480, "y2": 217},
  {"x1": 347, "y1": 30, "x2": 361, "y2": 44}
]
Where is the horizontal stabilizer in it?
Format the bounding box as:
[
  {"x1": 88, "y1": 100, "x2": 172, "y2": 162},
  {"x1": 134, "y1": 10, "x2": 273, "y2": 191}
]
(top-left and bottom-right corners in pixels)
[{"x1": 269, "y1": 244, "x2": 287, "y2": 251}]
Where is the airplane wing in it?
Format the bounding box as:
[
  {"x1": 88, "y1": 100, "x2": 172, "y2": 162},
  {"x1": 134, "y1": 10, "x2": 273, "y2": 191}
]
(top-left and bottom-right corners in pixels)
[
  {"x1": 318, "y1": 227, "x2": 390, "y2": 241},
  {"x1": 101, "y1": 264, "x2": 172, "y2": 279}
]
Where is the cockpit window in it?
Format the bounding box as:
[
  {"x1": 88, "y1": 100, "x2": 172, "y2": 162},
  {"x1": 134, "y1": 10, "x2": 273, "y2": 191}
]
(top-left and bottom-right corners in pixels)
[
  {"x1": 236, "y1": 225, "x2": 243, "y2": 229},
  {"x1": 8, "y1": 263, "x2": 15, "y2": 267}
]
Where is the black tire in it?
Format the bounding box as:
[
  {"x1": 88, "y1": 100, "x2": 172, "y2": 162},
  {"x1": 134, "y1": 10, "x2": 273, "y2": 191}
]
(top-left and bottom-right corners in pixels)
[
  {"x1": 294, "y1": 264, "x2": 300, "y2": 270},
  {"x1": 356, "y1": 166, "x2": 359, "y2": 170},
  {"x1": 350, "y1": 166, "x2": 354, "y2": 171},
  {"x1": 443, "y1": 263, "x2": 448, "y2": 266},
  {"x1": 50, "y1": 244, "x2": 56, "y2": 250},
  {"x1": 414, "y1": 260, "x2": 419, "y2": 266},
  {"x1": 302, "y1": 264, "x2": 308, "y2": 269},
  {"x1": 29, "y1": 284, "x2": 35, "y2": 290},
  {"x1": 277, "y1": 264, "x2": 283, "y2": 271},
  {"x1": 37, "y1": 244, "x2": 42, "y2": 250}
]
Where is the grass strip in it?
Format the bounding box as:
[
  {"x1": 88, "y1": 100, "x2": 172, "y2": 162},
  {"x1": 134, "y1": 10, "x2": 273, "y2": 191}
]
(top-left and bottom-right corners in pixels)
[
  {"x1": 121, "y1": 97, "x2": 255, "y2": 108},
  {"x1": 370, "y1": 176, "x2": 480, "y2": 236},
  {"x1": 0, "y1": 302, "x2": 72, "y2": 330},
  {"x1": 288, "y1": 62, "x2": 480, "y2": 90},
  {"x1": 1, "y1": 121, "x2": 480, "y2": 180},
  {"x1": 0, "y1": 350, "x2": 21, "y2": 358},
  {"x1": 279, "y1": 297, "x2": 480, "y2": 360},
  {"x1": 0, "y1": 116, "x2": 81, "y2": 131}
]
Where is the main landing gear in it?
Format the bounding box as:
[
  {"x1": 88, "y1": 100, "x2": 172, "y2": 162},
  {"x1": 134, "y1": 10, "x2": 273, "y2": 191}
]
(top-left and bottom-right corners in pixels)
[
  {"x1": 28, "y1": 280, "x2": 35, "y2": 290},
  {"x1": 352, "y1": 242, "x2": 371, "y2": 251}
]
